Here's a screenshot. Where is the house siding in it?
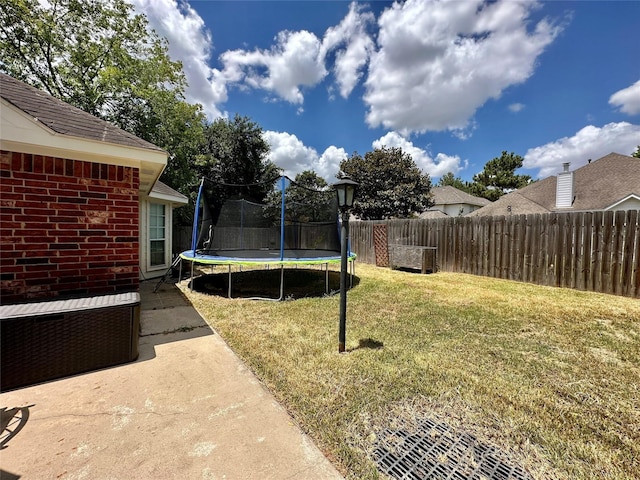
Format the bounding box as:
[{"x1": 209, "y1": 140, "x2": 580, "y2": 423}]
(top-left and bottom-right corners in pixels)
[{"x1": 0, "y1": 150, "x2": 140, "y2": 304}]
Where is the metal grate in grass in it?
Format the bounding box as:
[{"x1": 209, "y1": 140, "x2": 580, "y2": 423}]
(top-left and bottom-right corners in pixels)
[{"x1": 373, "y1": 418, "x2": 533, "y2": 480}]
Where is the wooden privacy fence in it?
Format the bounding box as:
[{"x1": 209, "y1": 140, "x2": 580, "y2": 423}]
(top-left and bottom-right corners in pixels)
[{"x1": 349, "y1": 210, "x2": 640, "y2": 298}]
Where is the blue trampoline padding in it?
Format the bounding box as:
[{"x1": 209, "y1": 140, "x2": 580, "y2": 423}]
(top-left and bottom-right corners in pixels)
[{"x1": 179, "y1": 249, "x2": 356, "y2": 266}]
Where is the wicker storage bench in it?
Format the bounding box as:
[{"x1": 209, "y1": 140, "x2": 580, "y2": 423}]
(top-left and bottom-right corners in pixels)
[
  {"x1": 1, "y1": 292, "x2": 140, "y2": 391},
  {"x1": 389, "y1": 245, "x2": 437, "y2": 274}
]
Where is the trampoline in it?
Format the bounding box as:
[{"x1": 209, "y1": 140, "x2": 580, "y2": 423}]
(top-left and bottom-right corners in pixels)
[{"x1": 179, "y1": 175, "x2": 356, "y2": 300}]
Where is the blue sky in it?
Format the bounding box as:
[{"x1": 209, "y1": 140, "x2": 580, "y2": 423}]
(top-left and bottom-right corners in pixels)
[{"x1": 131, "y1": 0, "x2": 640, "y2": 183}]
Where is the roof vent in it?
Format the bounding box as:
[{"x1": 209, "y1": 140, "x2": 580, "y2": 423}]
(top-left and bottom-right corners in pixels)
[{"x1": 556, "y1": 163, "x2": 574, "y2": 209}]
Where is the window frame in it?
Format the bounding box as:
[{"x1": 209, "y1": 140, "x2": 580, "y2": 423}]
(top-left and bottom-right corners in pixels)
[{"x1": 148, "y1": 202, "x2": 168, "y2": 270}]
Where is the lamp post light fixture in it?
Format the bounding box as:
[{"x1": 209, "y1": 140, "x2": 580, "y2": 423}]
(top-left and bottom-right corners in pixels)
[{"x1": 333, "y1": 175, "x2": 358, "y2": 353}]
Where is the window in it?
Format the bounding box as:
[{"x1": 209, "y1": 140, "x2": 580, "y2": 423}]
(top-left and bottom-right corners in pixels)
[{"x1": 149, "y1": 203, "x2": 166, "y2": 267}]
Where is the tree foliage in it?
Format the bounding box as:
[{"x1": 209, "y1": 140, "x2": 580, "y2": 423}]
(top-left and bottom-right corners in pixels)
[
  {"x1": 339, "y1": 147, "x2": 433, "y2": 220},
  {"x1": 470, "y1": 151, "x2": 532, "y2": 201},
  {"x1": 438, "y1": 172, "x2": 473, "y2": 194},
  {"x1": 196, "y1": 115, "x2": 280, "y2": 202},
  {"x1": 1, "y1": 0, "x2": 182, "y2": 119},
  {"x1": 0, "y1": 0, "x2": 207, "y2": 203},
  {"x1": 632, "y1": 146, "x2": 640, "y2": 158},
  {"x1": 285, "y1": 170, "x2": 334, "y2": 223},
  {"x1": 264, "y1": 170, "x2": 334, "y2": 223}
]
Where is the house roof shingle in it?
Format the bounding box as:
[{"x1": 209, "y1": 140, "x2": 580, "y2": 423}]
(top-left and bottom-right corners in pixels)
[
  {"x1": 151, "y1": 180, "x2": 188, "y2": 204},
  {"x1": 0, "y1": 73, "x2": 164, "y2": 153},
  {"x1": 431, "y1": 185, "x2": 491, "y2": 207},
  {"x1": 418, "y1": 210, "x2": 449, "y2": 219},
  {"x1": 469, "y1": 153, "x2": 640, "y2": 217}
]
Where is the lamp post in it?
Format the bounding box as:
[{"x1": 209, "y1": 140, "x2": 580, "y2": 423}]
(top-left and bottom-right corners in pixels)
[{"x1": 333, "y1": 175, "x2": 358, "y2": 353}]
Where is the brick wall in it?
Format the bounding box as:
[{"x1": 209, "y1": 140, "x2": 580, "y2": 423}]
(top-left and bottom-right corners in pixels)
[{"x1": 0, "y1": 150, "x2": 140, "y2": 304}]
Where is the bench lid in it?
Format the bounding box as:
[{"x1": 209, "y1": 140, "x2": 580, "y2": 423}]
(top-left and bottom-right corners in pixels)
[{"x1": 0, "y1": 292, "x2": 140, "y2": 319}]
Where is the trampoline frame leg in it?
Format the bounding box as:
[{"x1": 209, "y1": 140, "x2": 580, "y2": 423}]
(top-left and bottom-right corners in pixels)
[
  {"x1": 226, "y1": 264, "x2": 285, "y2": 301},
  {"x1": 325, "y1": 263, "x2": 329, "y2": 295}
]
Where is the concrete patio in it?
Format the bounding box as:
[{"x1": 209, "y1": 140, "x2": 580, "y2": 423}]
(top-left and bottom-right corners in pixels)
[{"x1": 0, "y1": 279, "x2": 343, "y2": 479}]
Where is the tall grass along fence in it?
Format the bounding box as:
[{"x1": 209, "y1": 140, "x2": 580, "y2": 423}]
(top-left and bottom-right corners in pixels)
[{"x1": 350, "y1": 210, "x2": 640, "y2": 298}]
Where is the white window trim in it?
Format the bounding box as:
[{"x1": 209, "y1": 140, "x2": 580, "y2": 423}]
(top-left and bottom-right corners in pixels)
[{"x1": 146, "y1": 201, "x2": 170, "y2": 272}]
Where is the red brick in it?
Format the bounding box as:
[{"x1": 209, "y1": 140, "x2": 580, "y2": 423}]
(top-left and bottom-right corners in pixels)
[
  {"x1": 74, "y1": 160, "x2": 84, "y2": 178},
  {"x1": 19, "y1": 209, "x2": 53, "y2": 218},
  {"x1": 23, "y1": 153, "x2": 32, "y2": 171},
  {"x1": 14, "y1": 185, "x2": 49, "y2": 195},
  {"x1": 63, "y1": 159, "x2": 73, "y2": 176},
  {"x1": 54, "y1": 157, "x2": 64, "y2": 175},
  {"x1": 44, "y1": 156, "x2": 54, "y2": 174},
  {"x1": 11, "y1": 151, "x2": 22, "y2": 170},
  {"x1": 1, "y1": 177, "x2": 23, "y2": 187}
]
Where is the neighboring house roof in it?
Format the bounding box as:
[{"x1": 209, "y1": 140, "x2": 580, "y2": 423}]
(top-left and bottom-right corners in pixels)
[
  {"x1": 150, "y1": 181, "x2": 189, "y2": 206},
  {"x1": 469, "y1": 152, "x2": 640, "y2": 217},
  {"x1": 431, "y1": 186, "x2": 491, "y2": 208},
  {"x1": 0, "y1": 73, "x2": 166, "y2": 194},
  {"x1": 418, "y1": 210, "x2": 449, "y2": 219}
]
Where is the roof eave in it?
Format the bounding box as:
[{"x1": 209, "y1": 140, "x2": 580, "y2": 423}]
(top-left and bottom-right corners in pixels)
[{"x1": 1, "y1": 99, "x2": 167, "y2": 195}]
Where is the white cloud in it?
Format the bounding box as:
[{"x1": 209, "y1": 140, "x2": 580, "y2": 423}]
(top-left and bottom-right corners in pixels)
[
  {"x1": 219, "y1": 2, "x2": 375, "y2": 105},
  {"x1": 609, "y1": 79, "x2": 640, "y2": 115},
  {"x1": 320, "y1": 2, "x2": 375, "y2": 98},
  {"x1": 318, "y1": 146, "x2": 348, "y2": 181},
  {"x1": 509, "y1": 103, "x2": 526, "y2": 113},
  {"x1": 263, "y1": 131, "x2": 317, "y2": 176},
  {"x1": 524, "y1": 122, "x2": 640, "y2": 178},
  {"x1": 220, "y1": 30, "x2": 326, "y2": 104},
  {"x1": 364, "y1": 0, "x2": 562, "y2": 136},
  {"x1": 131, "y1": 0, "x2": 227, "y2": 119},
  {"x1": 263, "y1": 131, "x2": 345, "y2": 181},
  {"x1": 372, "y1": 132, "x2": 463, "y2": 178}
]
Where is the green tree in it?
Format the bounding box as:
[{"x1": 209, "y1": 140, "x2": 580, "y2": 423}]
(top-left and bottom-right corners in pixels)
[
  {"x1": 197, "y1": 115, "x2": 280, "y2": 202},
  {"x1": 438, "y1": 172, "x2": 473, "y2": 193},
  {"x1": 264, "y1": 170, "x2": 334, "y2": 223},
  {"x1": 632, "y1": 146, "x2": 640, "y2": 158},
  {"x1": 1, "y1": 0, "x2": 183, "y2": 120},
  {"x1": 0, "y1": 0, "x2": 207, "y2": 207},
  {"x1": 470, "y1": 151, "x2": 532, "y2": 201},
  {"x1": 339, "y1": 147, "x2": 433, "y2": 220}
]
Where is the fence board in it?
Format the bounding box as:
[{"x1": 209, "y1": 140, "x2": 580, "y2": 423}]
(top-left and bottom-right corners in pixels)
[
  {"x1": 580, "y1": 212, "x2": 593, "y2": 291},
  {"x1": 479, "y1": 216, "x2": 487, "y2": 276},
  {"x1": 621, "y1": 210, "x2": 638, "y2": 297},
  {"x1": 601, "y1": 212, "x2": 615, "y2": 294},
  {"x1": 611, "y1": 211, "x2": 626, "y2": 296},
  {"x1": 544, "y1": 214, "x2": 555, "y2": 286},
  {"x1": 515, "y1": 214, "x2": 525, "y2": 282},
  {"x1": 633, "y1": 210, "x2": 640, "y2": 298},
  {"x1": 493, "y1": 216, "x2": 502, "y2": 278},
  {"x1": 528, "y1": 214, "x2": 539, "y2": 285},
  {"x1": 561, "y1": 214, "x2": 573, "y2": 288},
  {"x1": 506, "y1": 216, "x2": 515, "y2": 280}
]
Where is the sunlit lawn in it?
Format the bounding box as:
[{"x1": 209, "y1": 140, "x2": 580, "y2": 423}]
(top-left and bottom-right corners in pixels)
[{"x1": 180, "y1": 263, "x2": 640, "y2": 479}]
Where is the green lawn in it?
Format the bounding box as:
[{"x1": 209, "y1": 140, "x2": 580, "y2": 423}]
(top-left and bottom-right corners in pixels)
[{"x1": 180, "y1": 263, "x2": 640, "y2": 479}]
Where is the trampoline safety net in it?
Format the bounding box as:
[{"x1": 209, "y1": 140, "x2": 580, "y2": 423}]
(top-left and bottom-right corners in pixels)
[{"x1": 191, "y1": 176, "x2": 343, "y2": 260}]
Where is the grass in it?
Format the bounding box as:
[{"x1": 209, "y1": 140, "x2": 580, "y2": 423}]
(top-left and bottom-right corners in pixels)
[{"x1": 179, "y1": 263, "x2": 640, "y2": 479}]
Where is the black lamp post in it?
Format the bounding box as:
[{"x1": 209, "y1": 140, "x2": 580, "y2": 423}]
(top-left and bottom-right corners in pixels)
[{"x1": 333, "y1": 175, "x2": 358, "y2": 353}]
